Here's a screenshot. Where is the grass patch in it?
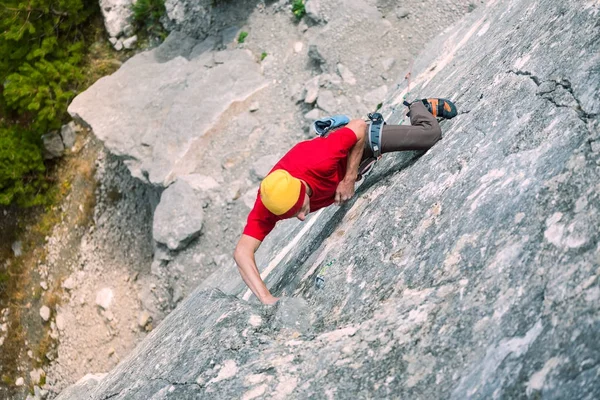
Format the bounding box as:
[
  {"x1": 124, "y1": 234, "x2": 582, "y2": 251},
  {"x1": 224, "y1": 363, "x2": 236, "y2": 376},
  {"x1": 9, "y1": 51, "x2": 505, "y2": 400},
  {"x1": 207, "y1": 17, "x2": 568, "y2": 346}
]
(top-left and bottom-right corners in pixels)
[
  {"x1": 261, "y1": 52, "x2": 268, "y2": 61},
  {"x1": 292, "y1": 0, "x2": 306, "y2": 20},
  {"x1": 238, "y1": 31, "x2": 249, "y2": 44}
]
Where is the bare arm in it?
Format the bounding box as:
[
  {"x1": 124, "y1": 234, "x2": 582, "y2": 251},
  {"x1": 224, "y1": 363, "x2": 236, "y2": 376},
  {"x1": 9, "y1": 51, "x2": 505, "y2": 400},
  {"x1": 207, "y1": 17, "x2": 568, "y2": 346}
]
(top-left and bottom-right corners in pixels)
[
  {"x1": 233, "y1": 234, "x2": 279, "y2": 304},
  {"x1": 335, "y1": 119, "x2": 367, "y2": 205}
]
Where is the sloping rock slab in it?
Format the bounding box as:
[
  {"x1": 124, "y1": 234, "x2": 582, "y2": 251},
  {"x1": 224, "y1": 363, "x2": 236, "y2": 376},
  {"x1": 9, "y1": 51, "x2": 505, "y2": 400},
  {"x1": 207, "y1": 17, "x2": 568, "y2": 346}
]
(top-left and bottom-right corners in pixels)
[
  {"x1": 68, "y1": 47, "x2": 267, "y2": 187},
  {"x1": 58, "y1": 1, "x2": 600, "y2": 399}
]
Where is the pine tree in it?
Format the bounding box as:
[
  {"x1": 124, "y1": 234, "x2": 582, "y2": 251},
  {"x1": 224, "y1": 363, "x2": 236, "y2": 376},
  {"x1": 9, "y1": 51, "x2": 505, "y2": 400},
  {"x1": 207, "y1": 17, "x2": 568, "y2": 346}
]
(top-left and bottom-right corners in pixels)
[{"x1": 0, "y1": 0, "x2": 98, "y2": 206}]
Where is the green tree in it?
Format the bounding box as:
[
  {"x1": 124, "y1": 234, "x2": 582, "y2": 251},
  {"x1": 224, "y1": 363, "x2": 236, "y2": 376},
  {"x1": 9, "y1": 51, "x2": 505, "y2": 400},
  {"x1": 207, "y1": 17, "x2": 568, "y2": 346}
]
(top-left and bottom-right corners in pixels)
[{"x1": 0, "y1": 0, "x2": 98, "y2": 206}]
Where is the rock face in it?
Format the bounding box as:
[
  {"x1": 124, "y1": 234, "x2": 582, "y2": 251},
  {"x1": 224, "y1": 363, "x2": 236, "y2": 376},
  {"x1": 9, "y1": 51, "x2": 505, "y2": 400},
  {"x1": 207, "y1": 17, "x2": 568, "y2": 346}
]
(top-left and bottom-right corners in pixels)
[
  {"x1": 162, "y1": 0, "x2": 213, "y2": 38},
  {"x1": 56, "y1": 0, "x2": 600, "y2": 399},
  {"x1": 68, "y1": 42, "x2": 267, "y2": 187}
]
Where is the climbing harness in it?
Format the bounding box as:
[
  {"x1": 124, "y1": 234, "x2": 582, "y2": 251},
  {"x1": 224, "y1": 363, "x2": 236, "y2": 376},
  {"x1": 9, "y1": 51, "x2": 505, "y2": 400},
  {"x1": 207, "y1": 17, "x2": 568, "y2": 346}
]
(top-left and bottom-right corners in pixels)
[{"x1": 367, "y1": 111, "x2": 385, "y2": 158}]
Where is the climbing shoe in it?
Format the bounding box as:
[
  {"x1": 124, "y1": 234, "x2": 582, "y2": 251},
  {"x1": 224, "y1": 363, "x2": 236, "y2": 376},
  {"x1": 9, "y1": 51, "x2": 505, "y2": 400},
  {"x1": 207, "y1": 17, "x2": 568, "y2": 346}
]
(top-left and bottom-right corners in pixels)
[{"x1": 420, "y1": 98, "x2": 458, "y2": 119}]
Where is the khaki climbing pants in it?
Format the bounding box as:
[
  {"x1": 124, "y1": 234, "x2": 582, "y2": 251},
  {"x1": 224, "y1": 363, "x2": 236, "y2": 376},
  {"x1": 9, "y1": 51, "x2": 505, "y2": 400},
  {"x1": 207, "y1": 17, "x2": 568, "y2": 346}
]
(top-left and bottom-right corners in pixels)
[{"x1": 361, "y1": 101, "x2": 442, "y2": 162}]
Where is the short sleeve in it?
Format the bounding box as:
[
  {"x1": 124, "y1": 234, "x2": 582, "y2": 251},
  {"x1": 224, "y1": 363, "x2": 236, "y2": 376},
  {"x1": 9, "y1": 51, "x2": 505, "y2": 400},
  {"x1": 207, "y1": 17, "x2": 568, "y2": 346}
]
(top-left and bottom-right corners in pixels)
[
  {"x1": 324, "y1": 127, "x2": 358, "y2": 155},
  {"x1": 242, "y1": 193, "x2": 278, "y2": 241}
]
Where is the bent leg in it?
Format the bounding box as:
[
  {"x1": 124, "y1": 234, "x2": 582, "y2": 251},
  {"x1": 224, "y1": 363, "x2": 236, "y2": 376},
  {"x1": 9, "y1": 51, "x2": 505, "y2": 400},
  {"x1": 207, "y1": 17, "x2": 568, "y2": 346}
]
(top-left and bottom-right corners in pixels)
[{"x1": 380, "y1": 102, "x2": 441, "y2": 153}]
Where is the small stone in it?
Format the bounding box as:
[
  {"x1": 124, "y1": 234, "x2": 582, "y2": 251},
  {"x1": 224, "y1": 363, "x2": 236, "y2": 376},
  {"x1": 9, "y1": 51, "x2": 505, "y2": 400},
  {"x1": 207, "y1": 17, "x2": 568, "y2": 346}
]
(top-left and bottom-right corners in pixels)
[
  {"x1": 108, "y1": 347, "x2": 115, "y2": 356},
  {"x1": 60, "y1": 122, "x2": 77, "y2": 149},
  {"x1": 108, "y1": 37, "x2": 118, "y2": 46},
  {"x1": 249, "y1": 102, "x2": 260, "y2": 112},
  {"x1": 381, "y1": 58, "x2": 396, "y2": 71},
  {"x1": 304, "y1": 109, "x2": 321, "y2": 121},
  {"x1": 55, "y1": 313, "x2": 65, "y2": 331},
  {"x1": 39, "y1": 306, "x2": 51, "y2": 322},
  {"x1": 62, "y1": 277, "x2": 76, "y2": 291},
  {"x1": 95, "y1": 288, "x2": 114, "y2": 310},
  {"x1": 122, "y1": 35, "x2": 138, "y2": 50},
  {"x1": 15, "y1": 377, "x2": 24, "y2": 386},
  {"x1": 304, "y1": 76, "x2": 320, "y2": 104},
  {"x1": 138, "y1": 311, "x2": 151, "y2": 328},
  {"x1": 396, "y1": 7, "x2": 410, "y2": 19},
  {"x1": 337, "y1": 63, "x2": 356, "y2": 85},
  {"x1": 298, "y1": 20, "x2": 309, "y2": 32},
  {"x1": 251, "y1": 155, "x2": 279, "y2": 181},
  {"x1": 42, "y1": 132, "x2": 65, "y2": 159},
  {"x1": 294, "y1": 42, "x2": 304, "y2": 53},
  {"x1": 317, "y1": 90, "x2": 338, "y2": 114},
  {"x1": 40, "y1": 281, "x2": 48, "y2": 291},
  {"x1": 29, "y1": 368, "x2": 45, "y2": 385},
  {"x1": 11, "y1": 241, "x2": 22, "y2": 257},
  {"x1": 114, "y1": 39, "x2": 124, "y2": 51}
]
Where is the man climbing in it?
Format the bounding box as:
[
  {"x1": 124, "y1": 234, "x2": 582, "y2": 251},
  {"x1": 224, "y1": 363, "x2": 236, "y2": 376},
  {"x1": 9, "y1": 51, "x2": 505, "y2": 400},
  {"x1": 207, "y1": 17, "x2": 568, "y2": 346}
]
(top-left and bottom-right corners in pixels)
[{"x1": 233, "y1": 98, "x2": 457, "y2": 304}]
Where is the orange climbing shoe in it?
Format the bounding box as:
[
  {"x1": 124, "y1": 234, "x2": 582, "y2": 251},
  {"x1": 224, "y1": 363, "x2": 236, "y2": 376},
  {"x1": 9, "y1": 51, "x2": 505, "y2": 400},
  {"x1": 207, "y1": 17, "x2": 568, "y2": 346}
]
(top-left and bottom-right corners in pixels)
[{"x1": 421, "y1": 98, "x2": 458, "y2": 119}]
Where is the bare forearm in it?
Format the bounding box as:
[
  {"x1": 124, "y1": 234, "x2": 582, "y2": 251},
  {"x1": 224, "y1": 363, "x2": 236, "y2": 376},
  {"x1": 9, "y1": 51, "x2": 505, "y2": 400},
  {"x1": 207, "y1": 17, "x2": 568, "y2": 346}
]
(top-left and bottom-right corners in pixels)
[
  {"x1": 234, "y1": 250, "x2": 273, "y2": 303},
  {"x1": 344, "y1": 136, "x2": 365, "y2": 181}
]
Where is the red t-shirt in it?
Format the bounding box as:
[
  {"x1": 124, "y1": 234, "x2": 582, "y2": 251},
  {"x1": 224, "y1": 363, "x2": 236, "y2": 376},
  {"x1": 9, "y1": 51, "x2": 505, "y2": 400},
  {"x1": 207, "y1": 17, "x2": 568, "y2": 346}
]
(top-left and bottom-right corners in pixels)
[{"x1": 243, "y1": 127, "x2": 358, "y2": 241}]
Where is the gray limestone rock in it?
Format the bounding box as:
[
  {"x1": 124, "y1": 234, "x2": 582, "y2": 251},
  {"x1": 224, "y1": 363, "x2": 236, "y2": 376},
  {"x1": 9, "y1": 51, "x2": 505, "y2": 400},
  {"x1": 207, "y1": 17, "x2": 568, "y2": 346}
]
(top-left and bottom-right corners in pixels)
[
  {"x1": 337, "y1": 63, "x2": 356, "y2": 85},
  {"x1": 42, "y1": 131, "x2": 65, "y2": 159},
  {"x1": 68, "y1": 46, "x2": 267, "y2": 186},
  {"x1": 39, "y1": 306, "x2": 51, "y2": 322},
  {"x1": 60, "y1": 122, "x2": 77, "y2": 149},
  {"x1": 114, "y1": 38, "x2": 124, "y2": 51},
  {"x1": 153, "y1": 31, "x2": 198, "y2": 62},
  {"x1": 189, "y1": 36, "x2": 217, "y2": 60},
  {"x1": 304, "y1": 108, "x2": 321, "y2": 121},
  {"x1": 305, "y1": 0, "x2": 326, "y2": 24},
  {"x1": 316, "y1": 89, "x2": 338, "y2": 114},
  {"x1": 162, "y1": 0, "x2": 213, "y2": 38},
  {"x1": 100, "y1": 0, "x2": 134, "y2": 38},
  {"x1": 56, "y1": 373, "x2": 107, "y2": 400},
  {"x1": 363, "y1": 84, "x2": 388, "y2": 108},
  {"x1": 304, "y1": 75, "x2": 320, "y2": 104},
  {"x1": 308, "y1": 44, "x2": 326, "y2": 69},
  {"x1": 95, "y1": 288, "x2": 114, "y2": 310},
  {"x1": 122, "y1": 35, "x2": 138, "y2": 50},
  {"x1": 57, "y1": 1, "x2": 600, "y2": 399},
  {"x1": 152, "y1": 180, "x2": 204, "y2": 250}
]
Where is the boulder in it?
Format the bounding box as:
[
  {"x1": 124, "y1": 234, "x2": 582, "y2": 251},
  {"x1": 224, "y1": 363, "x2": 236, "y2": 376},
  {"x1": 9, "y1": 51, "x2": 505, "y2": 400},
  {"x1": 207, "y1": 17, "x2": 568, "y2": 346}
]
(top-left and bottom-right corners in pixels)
[
  {"x1": 60, "y1": 122, "x2": 78, "y2": 149},
  {"x1": 99, "y1": 0, "x2": 134, "y2": 38},
  {"x1": 152, "y1": 180, "x2": 204, "y2": 251},
  {"x1": 68, "y1": 44, "x2": 267, "y2": 186}
]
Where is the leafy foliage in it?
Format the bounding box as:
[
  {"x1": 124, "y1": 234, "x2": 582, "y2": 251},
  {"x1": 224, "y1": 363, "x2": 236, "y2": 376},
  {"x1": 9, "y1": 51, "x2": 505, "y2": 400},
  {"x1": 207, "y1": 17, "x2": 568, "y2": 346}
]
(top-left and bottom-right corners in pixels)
[
  {"x1": 292, "y1": 0, "x2": 305, "y2": 20},
  {"x1": 0, "y1": 126, "x2": 47, "y2": 206},
  {"x1": 0, "y1": 0, "x2": 99, "y2": 206},
  {"x1": 132, "y1": 0, "x2": 167, "y2": 37}
]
